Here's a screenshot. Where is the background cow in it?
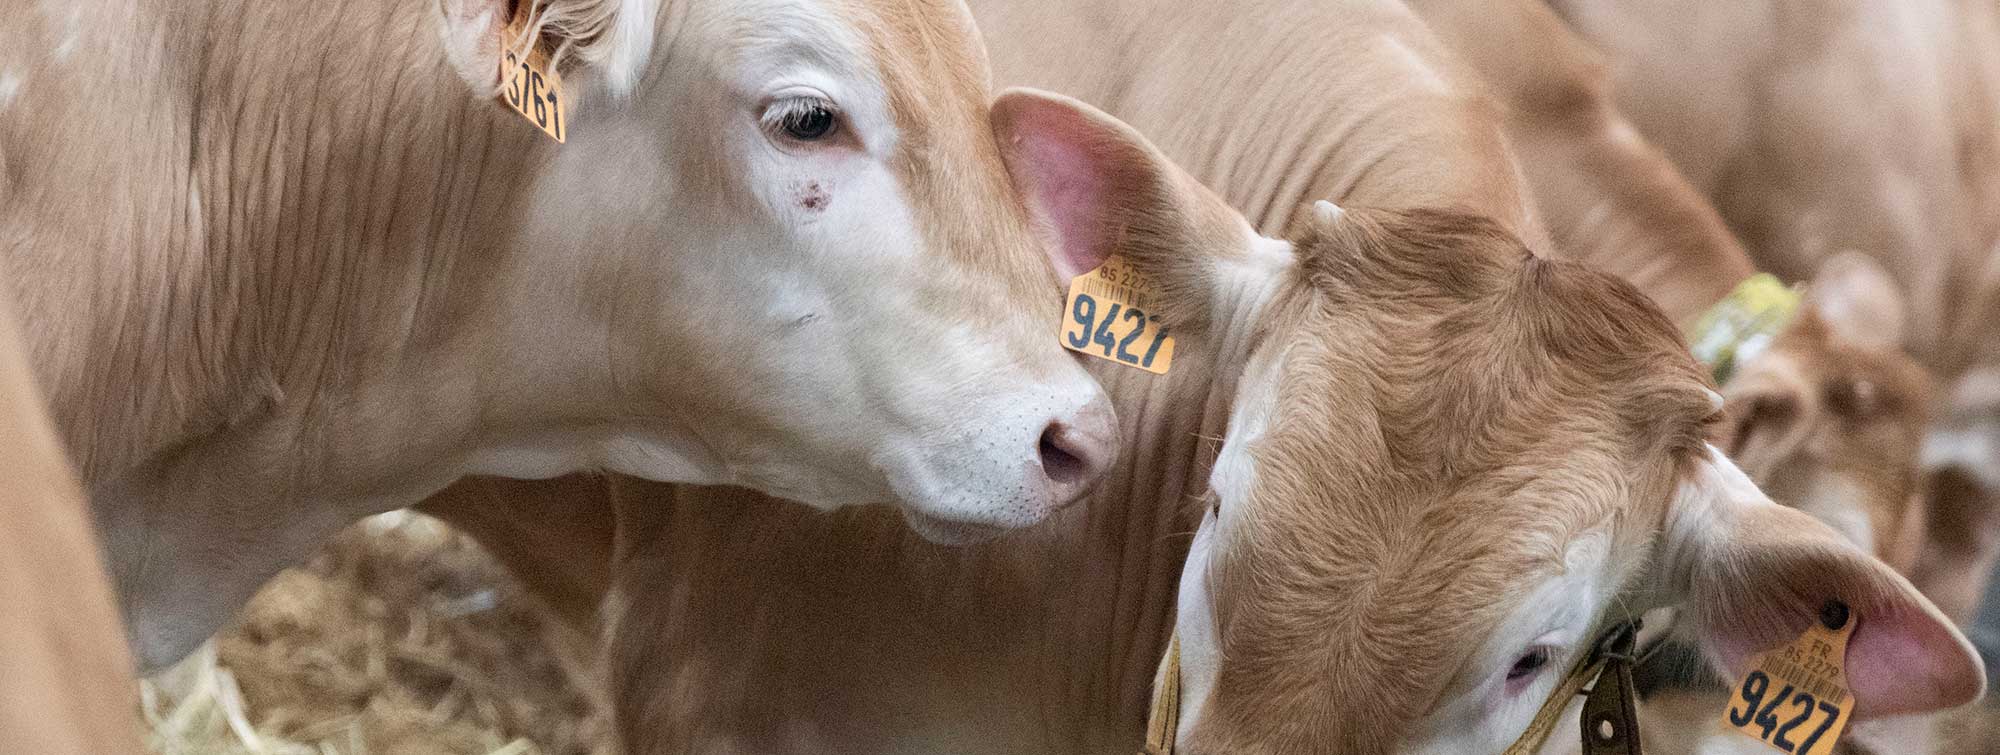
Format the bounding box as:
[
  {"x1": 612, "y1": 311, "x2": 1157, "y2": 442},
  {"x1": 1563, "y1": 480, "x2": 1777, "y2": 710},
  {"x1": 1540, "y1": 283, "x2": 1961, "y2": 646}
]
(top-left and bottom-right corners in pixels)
[{"x1": 1550, "y1": 0, "x2": 2000, "y2": 625}]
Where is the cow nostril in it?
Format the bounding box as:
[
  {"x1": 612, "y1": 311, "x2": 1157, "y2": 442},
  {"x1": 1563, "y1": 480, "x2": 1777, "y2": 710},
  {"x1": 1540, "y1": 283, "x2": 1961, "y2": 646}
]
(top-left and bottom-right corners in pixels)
[{"x1": 1038, "y1": 423, "x2": 1089, "y2": 486}]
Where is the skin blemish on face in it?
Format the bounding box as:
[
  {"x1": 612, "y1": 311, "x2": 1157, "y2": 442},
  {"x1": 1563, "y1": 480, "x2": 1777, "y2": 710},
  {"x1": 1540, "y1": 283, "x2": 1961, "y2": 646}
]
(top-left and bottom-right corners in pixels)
[{"x1": 798, "y1": 181, "x2": 831, "y2": 211}]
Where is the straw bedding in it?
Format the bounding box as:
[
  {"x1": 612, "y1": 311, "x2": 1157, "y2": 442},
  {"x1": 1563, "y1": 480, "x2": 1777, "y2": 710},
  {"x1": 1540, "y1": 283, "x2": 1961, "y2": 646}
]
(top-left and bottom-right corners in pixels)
[{"x1": 139, "y1": 511, "x2": 616, "y2": 755}]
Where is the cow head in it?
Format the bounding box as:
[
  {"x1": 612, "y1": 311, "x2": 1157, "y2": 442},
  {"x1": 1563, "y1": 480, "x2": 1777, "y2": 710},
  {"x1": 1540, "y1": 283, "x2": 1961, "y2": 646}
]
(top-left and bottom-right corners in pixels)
[
  {"x1": 1054, "y1": 200, "x2": 1977, "y2": 750},
  {"x1": 986, "y1": 87, "x2": 1974, "y2": 752},
  {"x1": 1720, "y1": 253, "x2": 1934, "y2": 571},
  {"x1": 429, "y1": 0, "x2": 1116, "y2": 540}
]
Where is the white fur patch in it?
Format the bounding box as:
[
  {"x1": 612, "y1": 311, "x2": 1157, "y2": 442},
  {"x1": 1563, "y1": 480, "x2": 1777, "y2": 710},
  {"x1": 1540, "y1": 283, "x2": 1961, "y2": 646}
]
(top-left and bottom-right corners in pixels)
[
  {"x1": 1402, "y1": 530, "x2": 1618, "y2": 754},
  {"x1": 599, "y1": 0, "x2": 660, "y2": 96},
  {"x1": 1175, "y1": 331, "x2": 1291, "y2": 739},
  {"x1": 1670, "y1": 444, "x2": 1775, "y2": 544},
  {"x1": 1173, "y1": 507, "x2": 1223, "y2": 741},
  {"x1": 0, "y1": 72, "x2": 20, "y2": 110}
]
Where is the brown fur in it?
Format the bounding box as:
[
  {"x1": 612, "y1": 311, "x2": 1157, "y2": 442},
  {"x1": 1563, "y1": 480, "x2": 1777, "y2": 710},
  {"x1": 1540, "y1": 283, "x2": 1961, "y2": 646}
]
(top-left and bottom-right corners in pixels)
[{"x1": 1188, "y1": 211, "x2": 1712, "y2": 753}]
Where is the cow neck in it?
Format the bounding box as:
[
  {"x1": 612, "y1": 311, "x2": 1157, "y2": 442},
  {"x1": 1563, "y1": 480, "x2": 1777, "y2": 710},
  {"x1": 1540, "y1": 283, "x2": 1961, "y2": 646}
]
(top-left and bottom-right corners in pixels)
[{"x1": 19, "y1": 0, "x2": 557, "y2": 482}]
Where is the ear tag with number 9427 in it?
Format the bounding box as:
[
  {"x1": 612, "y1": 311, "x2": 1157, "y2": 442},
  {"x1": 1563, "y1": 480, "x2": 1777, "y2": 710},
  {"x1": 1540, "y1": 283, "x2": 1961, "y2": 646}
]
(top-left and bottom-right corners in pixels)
[
  {"x1": 1721, "y1": 601, "x2": 1855, "y2": 755},
  {"x1": 499, "y1": 16, "x2": 567, "y2": 143},
  {"x1": 1060, "y1": 256, "x2": 1175, "y2": 375}
]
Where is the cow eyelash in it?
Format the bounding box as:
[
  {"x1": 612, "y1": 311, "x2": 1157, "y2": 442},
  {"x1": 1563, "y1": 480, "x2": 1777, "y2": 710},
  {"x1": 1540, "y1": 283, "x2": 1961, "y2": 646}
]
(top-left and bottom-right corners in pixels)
[
  {"x1": 762, "y1": 95, "x2": 843, "y2": 143},
  {"x1": 1507, "y1": 646, "x2": 1554, "y2": 681}
]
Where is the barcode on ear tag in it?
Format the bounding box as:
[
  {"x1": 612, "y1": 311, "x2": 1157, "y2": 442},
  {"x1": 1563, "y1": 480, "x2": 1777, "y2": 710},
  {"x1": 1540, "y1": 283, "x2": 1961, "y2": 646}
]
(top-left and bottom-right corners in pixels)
[
  {"x1": 1059, "y1": 256, "x2": 1175, "y2": 375},
  {"x1": 499, "y1": 18, "x2": 567, "y2": 143},
  {"x1": 1721, "y1": 609, "x2": 1855, "y2": 755}
]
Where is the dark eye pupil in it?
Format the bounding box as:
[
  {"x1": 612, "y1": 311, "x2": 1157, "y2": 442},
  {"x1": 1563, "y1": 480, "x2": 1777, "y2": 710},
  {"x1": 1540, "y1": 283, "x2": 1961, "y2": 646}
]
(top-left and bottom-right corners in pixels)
[
  {"x1": 784, "y1": 106, "x2": 836, "y2": 140},
  {"x1": 1507, "y1": 648, "x2": 1551, "y2": 680}
]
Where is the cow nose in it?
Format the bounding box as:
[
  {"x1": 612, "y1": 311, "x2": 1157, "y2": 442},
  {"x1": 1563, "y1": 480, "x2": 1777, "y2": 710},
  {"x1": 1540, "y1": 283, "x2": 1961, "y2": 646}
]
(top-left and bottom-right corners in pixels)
[{"x1": 1036, "y1": 396, "x2": 1118, "y2": 506}]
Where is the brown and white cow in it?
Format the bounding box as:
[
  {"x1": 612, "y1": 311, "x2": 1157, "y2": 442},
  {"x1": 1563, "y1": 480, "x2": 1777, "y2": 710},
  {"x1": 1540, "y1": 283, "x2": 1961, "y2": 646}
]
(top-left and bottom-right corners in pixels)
[
  {"x1": 595, "y1": 87, "x2": 1979, "y2": 754},
  {"x1": 0, "y1": 0, "x2": 1124, "y2": 670},
  {"x1": 0, "y1": 285, "x2": 140, "y2": 755}
]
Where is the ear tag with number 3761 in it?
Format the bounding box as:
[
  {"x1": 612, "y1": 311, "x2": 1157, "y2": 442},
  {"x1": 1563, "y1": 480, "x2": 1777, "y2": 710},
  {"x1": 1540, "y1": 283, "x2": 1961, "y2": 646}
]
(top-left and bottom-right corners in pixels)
[
  {"x1": 500, "y1": 16, "x2": 567, "y2": 143},
  {"x1": 1060, "y1": 256, "x2": 1175, "y2": 375},
  {"x1": 1721, "y1": 601, "x2": 1855, "y2": 755}
]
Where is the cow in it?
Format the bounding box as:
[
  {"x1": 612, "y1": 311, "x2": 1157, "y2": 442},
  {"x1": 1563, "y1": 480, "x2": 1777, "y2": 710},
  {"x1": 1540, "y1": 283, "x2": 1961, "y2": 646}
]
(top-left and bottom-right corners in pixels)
[
  {"x1": 0, "y1": 286, "x2": 141, "y2": 755},
  {"x1": 0, "y1": 0, "x2": 1126, "y2": 671},
  {"x1": 1549, "y1": 0, "x2": 2000, "y2": 624},
  {"x1": 594, "y1": 85, "x2": 1980, "y2": 754}
]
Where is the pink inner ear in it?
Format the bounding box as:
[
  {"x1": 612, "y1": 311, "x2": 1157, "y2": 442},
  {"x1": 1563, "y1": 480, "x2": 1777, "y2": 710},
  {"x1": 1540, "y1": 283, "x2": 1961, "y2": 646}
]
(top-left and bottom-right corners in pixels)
[
  {"x1": 1002, "y1": 101, "x2": 1118, "y2": 280},
  {"x1": 1844, "y1": 606, "x2": 1984, "y2": 719}
]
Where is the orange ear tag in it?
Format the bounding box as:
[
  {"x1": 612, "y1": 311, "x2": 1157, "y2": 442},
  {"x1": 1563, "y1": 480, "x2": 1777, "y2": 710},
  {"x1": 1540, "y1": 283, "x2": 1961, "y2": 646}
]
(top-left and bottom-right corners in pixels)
[
  {"x1": 499, "y1": 17, "x2": 568, "y2": 143},
  {"x1": 1059, "y1": 256, "x2": 1175, "y2": 375},
  {"x1": 1720, "y1": 601, "x2": 1856, "y2": 755}
]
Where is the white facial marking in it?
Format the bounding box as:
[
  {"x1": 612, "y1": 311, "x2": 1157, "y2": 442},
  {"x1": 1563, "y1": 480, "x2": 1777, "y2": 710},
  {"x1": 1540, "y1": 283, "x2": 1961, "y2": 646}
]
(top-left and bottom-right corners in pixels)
[
  {"x1": 1402, "y1": 531, "x2": 1618, "y2": 755},
  {"x1": 1173, "y1": 506, "x2": 1223, "y2": 741},
  {"x1": 1174, "y1": 335, "x2": 1289, "y2": 739}
]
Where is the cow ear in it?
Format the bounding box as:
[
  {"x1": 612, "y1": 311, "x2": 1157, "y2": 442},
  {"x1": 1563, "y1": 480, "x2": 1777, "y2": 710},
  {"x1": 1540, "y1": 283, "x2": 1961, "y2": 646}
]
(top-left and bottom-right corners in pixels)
[
  {"x1": 990, "y1": 88, "x2": 1271, "y2": 335},
  {"x1": 437, "y1": 0, "x2": 656, "y2": 97},
  {"x1": 1807, "y1": 252, "x2": 1905, "y2": 348},
  {"x1": 1661, "y1": 447, "x2": 1985, "y2": 719}
]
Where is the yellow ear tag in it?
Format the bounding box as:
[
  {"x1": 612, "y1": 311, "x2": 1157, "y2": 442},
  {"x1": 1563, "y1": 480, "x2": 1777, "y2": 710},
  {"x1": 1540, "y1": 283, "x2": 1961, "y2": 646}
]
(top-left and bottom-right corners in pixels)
[
  {"x1": 1721, "y1": 602, "x2": 1856, "y2": 755},
  {"x1": 1059, "y1": 256, "x2": 1175, "y2": 375},
  {"x1": 499, "y1": 17, "x2": 568, "y2": 143}
]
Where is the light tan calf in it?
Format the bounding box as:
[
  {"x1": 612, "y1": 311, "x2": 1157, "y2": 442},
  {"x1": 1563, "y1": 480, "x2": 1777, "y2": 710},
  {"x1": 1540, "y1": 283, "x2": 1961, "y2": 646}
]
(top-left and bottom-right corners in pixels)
[
  {"x1": 0, "y1": 285, "x2": 140, "y2": 755},
  {"x1": 0, "y1": 0, "x2": 1123, "y2": 669}
]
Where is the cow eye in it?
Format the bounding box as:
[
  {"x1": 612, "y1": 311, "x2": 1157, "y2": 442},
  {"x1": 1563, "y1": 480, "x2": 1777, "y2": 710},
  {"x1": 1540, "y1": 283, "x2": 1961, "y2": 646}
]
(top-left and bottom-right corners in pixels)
[
  {"x1": 1507, "y1": 646, "x2": 1553, "y2": 681},
  {"x1": 766, "y1": 96, "x2": 841, "y2": 143}
]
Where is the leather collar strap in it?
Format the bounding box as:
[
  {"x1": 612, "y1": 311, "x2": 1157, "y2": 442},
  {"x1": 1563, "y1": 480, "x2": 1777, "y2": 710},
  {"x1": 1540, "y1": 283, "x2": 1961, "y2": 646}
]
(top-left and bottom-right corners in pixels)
[
  {"x1": 1140, "y1": 621, "x2": 1641, "y2": 755},
  {"x1": 1685, "y1": 273, "x2": 1801, "y2": 384},
  {"x1": 1503, "y1": 620, "x2": 1644, "y2": 755}
]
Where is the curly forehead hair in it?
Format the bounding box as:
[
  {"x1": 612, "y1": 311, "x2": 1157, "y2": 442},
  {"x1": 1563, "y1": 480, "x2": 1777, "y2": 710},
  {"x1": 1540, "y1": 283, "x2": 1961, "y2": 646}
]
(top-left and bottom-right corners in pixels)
[{"x1": 1195, "y1": 207, "x2": 1717, "y2": 753}]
